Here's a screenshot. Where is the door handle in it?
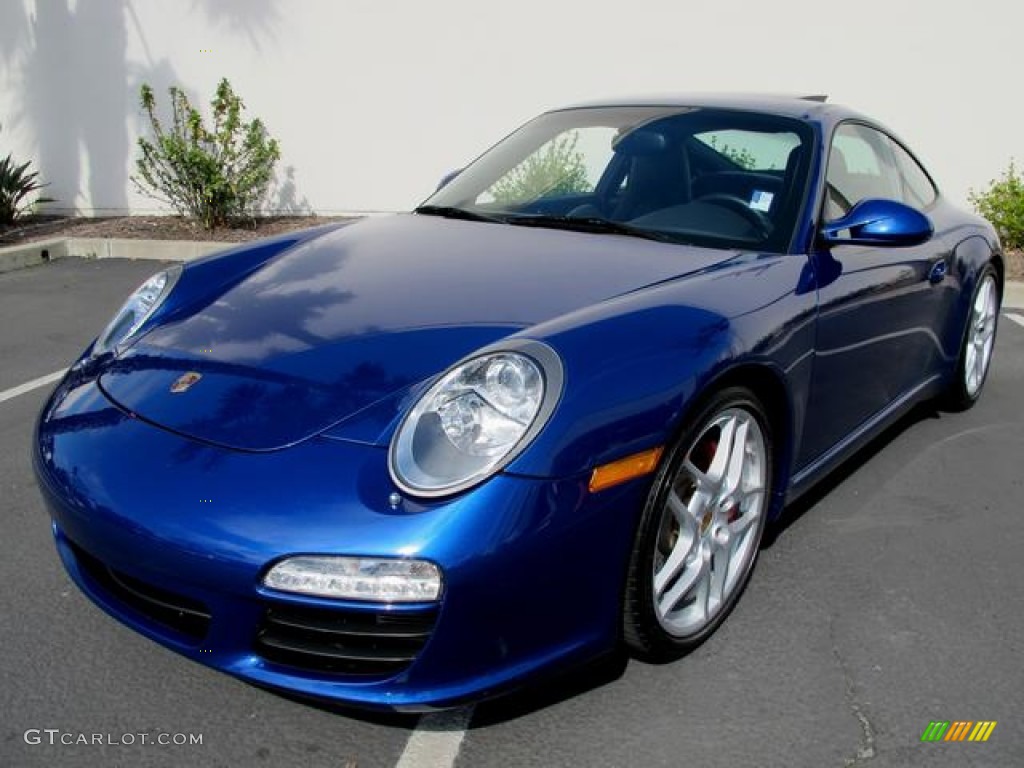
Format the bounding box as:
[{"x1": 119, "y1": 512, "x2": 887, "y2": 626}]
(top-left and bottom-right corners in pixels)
[{"x1": 928, "y1": 260, "x2": 947, "y2": 284}]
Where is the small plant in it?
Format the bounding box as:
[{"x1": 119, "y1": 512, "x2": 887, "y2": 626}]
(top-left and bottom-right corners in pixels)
[
  {"x1": 0, "y1": 124, "x2": 54, "y2": 225},
  {"x1": 970, "y1": 159, "x2": 1024, "y2": 250},
  {"x1": 489, "y1": 132, "x2": 589, "y2": 204},
  {"x1": 706, "y1": 135, "x2": 757, "y2": 170},
  {"x1": 133, "y1": 78, "x2": 281, "y2": 229}
]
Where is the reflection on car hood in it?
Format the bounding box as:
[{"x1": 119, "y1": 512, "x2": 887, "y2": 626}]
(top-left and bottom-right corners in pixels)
[{"x1": 99, "y1": 214, "x2": 735, "y2": 451}]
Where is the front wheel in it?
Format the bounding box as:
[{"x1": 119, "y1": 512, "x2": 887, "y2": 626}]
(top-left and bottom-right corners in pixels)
[
  {"x1": 623, "y1": 387, "x2": 772, "y2": 660},
  {"x1": 945, "y1": 266, "x2": 1000, "y2": 411}
]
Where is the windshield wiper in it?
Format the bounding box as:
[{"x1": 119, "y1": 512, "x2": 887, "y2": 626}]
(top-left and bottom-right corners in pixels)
[
  {"x1": 416, "y1": 207, "x2": 677, "y2": 243},
  {"x1": 414, "y1": 205, "x2": 504, "y2": 224},
  {"x1": 504, "y1": 214, "x2": 675, "y2": 243}
]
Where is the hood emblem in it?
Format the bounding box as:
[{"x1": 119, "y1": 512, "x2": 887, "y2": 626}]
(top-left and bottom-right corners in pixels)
[{"x1": 170, "y1": 371, "x2": 203, "y2": 394}]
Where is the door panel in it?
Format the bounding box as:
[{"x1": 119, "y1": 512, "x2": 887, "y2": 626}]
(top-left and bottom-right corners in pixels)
[
  {"x1": 797, "y1": 122, "x2": 953, "y2": 468},
  {"x1": 798, "y1": 240, "x2": 949, "y2": 465}
]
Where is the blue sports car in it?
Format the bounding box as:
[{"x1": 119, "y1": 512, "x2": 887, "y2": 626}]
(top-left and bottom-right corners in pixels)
[{"x1": 34, "y1": 95, "x2": 1003, "y2": 710}]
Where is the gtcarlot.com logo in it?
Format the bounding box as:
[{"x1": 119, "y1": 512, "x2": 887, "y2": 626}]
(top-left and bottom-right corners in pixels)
[
  {"x1": 24, "y1": 729, "x2": 203, "y2": 747},
  {"x1": 921, "y1": 721, "x2": 997, "y2": 743}
]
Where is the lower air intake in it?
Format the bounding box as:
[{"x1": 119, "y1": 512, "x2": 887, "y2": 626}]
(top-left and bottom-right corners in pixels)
[{"x1": 255, "y1": 604, "x2": 438, "y2": 677}]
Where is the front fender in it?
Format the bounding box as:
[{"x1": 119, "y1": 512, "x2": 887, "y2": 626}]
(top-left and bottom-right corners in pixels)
[
  {"x1": 507, "y1": 253, "x2": 816, "y2": 481},
  {"x1": 507, "y1": 301, "x2": 736, "y2": 478}
]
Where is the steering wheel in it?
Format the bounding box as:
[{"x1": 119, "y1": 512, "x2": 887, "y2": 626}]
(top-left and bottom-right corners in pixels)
[{"x1": 695, "y1": 194, "x2": 773, "y2": 239}]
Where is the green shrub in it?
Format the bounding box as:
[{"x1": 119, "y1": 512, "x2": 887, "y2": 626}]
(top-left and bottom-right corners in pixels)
[
  {"x1": 489, "y1": 132, "x2": 589, "y2": 204},
  {"x1": 0, "y1": 125, "x2": 54, "y2": 225},
  {"x1": 706, "y1": 135, "x2": 757, "y2": 170},
  {"x1": 133, "y1": 78, "x2": 281, "y2": 229},
  {"x1": 970, "y1": 159, "x2": 1024, "y2": 250}
]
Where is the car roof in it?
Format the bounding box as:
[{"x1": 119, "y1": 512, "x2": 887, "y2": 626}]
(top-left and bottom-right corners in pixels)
[{"x1": 552, "y1": 93, "x2": 869, "y2": 125}]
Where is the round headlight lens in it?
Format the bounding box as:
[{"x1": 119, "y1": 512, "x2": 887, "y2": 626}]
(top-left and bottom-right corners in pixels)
[
  {"x1": 93, "y1": 266, "x2": 181, "y2": 355},
  {"x1": 390, "y1": 347, "x2": 560, "y2": 496}
]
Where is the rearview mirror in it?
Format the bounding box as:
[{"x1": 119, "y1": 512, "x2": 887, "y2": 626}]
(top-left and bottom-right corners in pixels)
[{"x1": 821, "y1": 198, "x2": 933, "y2": 247}]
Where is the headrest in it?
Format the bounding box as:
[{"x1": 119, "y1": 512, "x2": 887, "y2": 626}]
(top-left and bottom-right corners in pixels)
[{"x1": 613, "y1": 128, "x2": 669, "y2": 156}]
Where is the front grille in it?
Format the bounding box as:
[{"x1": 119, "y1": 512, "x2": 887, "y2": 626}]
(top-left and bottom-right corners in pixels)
[
  {"x1": 69, "y1": 541, "x2": 212, "y2": 641},
  {"x1": 255, "y1": 604, "x2": 438, "y2": 677}
]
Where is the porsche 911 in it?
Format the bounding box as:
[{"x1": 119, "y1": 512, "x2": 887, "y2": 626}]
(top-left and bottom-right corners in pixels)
[{"x1": 34, "y1": 94, "x2": 1003, "y2": 710}]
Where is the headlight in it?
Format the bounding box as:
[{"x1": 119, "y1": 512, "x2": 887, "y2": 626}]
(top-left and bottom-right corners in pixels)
[
  {"x1": 389, "y1": 342, "x2": 563, "y2": 497},
  {"x1": 93, "y1": 266, "x2": 182, "y2": 355}
]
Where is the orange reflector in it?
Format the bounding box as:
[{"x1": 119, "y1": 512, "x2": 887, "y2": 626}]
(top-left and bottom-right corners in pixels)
[{"x1": 589, "y1": 447, "x2": 664, "y2": 493}]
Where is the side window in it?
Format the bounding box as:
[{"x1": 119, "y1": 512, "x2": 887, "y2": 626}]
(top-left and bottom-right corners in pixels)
[
  {"x1": 890, "y1": 140, "x2": 938, "y2": 210},
  {"x1": 825, "y1": 124, "x2": 902, "y2": 219}
]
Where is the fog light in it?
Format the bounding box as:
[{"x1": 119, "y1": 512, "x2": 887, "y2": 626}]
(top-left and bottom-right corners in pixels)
[{"x1": 263, "y1": 556, "x2": 442, "y2": 602}]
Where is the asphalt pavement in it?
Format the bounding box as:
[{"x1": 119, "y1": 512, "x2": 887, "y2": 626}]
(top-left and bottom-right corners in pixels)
[{"x1": 2, "y1": 257, "x2": 1022, "y2": 767}]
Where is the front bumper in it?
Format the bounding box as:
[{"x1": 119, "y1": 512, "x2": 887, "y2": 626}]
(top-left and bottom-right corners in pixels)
[{"x1": 33, "y1": 369, "x2": 649, "y2": 710}]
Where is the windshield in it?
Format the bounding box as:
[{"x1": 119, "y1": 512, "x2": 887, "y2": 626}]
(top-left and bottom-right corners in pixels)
[{"x1": 421, "y1": 106, "x2": 814, "y2": 253}]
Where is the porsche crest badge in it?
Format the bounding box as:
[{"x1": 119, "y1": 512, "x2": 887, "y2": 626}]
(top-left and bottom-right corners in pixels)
[{"x1": 170, "y1": 371, "x2": 203, "y2": 394}]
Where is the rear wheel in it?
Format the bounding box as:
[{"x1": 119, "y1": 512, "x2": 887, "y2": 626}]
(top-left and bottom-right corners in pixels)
[
  {"x1": 624, "y1": 388, "x2": 772, "y2": 659},
  {"x1": 945, "y1": 266, "x2": 999, "y2": 411}
]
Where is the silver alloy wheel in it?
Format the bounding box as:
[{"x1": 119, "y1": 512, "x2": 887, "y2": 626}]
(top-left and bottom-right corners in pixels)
[
  {"x1": 964, "y1": 274, "x2": 998, "y2": 398},
  {"x1": 652, "y1": 407, "x2": 767, "y2": 637}
]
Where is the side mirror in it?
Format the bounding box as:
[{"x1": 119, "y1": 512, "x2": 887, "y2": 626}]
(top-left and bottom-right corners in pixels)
[
  {"x1": 436, "y1": 169, "x2": 462, "y2": 191},
  {"x1": 821, "y1": 198, "x2": 933, "y2": 247}
]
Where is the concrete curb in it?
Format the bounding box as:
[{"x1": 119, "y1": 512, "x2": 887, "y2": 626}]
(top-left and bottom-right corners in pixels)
[
  {"x1": 2, "y1": 236, "x2": 1024, "y2": 309},
  {"x1": 0, "y1": 237, "x2": 68, "y2": 274},
  {"x1": 64, "y1": 237, "x2": 230, "y2": 262},
  {"x1": 0, "y1": 237, "x2": 230, "y2": 274}
]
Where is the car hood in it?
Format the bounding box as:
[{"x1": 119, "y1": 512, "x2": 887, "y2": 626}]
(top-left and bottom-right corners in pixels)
[{"x1": 99, "y1": 214, "x2": 733, "y2": 451}]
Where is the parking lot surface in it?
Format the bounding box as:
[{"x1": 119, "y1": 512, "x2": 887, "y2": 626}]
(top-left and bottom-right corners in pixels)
[{"x1": 2, "y1": 257, "x2": 1023, "y2": 767}]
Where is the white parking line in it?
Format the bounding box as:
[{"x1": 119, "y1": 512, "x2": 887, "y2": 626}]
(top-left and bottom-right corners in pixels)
[
  {"x1": 0, "y1": 369, "x2": 66, "y2": 405},
  {"x1": 395, "y1": 707, "x2": 474, "y2": 768},
  {"x1": 1005, "y1": 312, "x2": 1024, "y2": 329}
]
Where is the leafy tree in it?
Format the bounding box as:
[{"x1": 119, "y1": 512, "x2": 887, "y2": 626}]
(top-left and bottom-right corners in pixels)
[
  {"x1": 133, "y1": 78, "x2": 281, "y2": 229},
  {"x1": 489, "y1": 132, "x2": 589, "y2": 204},
  {"x1": 970, "y1": 159, "x2": 1024, "y2": 249}
]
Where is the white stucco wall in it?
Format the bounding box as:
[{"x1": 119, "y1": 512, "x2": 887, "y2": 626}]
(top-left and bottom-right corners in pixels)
[{"x1": 0, "y1": 0, "x2": 1020, "y2": 216}]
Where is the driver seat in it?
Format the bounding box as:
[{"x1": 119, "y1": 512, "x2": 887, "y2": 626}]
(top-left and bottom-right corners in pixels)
[{"x1": 611, "y1": 148, "x2": 692, "y2": 221}]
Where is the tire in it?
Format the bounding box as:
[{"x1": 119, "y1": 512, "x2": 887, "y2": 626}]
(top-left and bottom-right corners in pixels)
[
  {"x1": 944, "y1": 265, "x2": 1000, "y2": 411},
  {"x1": 623, "y1": 387, "x2": 773, "y2": 660}
]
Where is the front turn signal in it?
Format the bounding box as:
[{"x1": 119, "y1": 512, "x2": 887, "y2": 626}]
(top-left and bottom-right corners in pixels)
[{"x1": 589, "y1": 446, "x2": 664, "y2": 493}]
